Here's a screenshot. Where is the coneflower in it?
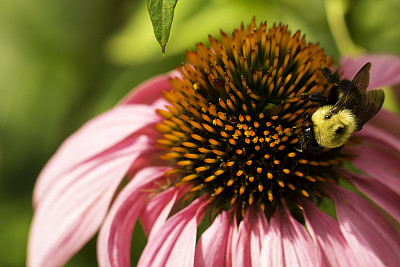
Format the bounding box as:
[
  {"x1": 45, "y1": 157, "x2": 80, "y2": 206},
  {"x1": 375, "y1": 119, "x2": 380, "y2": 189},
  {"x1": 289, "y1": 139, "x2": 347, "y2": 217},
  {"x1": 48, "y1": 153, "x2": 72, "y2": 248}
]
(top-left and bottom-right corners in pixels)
[{"x1": 28, "y1": 19, "x2": 400, "y2": 267}]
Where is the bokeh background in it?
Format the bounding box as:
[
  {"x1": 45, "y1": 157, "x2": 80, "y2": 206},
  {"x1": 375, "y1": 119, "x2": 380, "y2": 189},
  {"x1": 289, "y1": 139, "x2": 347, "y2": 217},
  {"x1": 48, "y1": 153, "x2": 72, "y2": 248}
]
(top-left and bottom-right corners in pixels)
[{"x1": 1, "y1": 0, "x2": 399, "y2": 266}]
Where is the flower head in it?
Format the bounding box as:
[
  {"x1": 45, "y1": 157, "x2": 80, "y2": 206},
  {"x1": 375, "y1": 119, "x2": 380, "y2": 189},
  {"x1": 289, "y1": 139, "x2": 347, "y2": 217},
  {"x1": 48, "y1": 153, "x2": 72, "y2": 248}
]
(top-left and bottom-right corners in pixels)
[
  {"x1": 157, "y1": 20, "x2": 342, "y2": 219},
  {"x1": 28, "y1": 19, "x2": 400, "y2": 267}
]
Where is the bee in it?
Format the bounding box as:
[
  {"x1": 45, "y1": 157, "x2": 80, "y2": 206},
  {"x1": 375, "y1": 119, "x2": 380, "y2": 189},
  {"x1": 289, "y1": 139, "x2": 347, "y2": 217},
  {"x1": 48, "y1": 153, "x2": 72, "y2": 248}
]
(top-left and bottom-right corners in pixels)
[{"x1": 302, "y1": 62, "x2": 385, "y2": 149}]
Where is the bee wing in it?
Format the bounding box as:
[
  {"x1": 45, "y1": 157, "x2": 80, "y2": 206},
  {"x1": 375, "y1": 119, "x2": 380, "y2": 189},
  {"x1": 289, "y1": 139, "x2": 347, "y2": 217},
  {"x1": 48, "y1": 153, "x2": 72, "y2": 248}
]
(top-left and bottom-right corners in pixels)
[
  {"x1": 330, "y1": 62, "x2": 371, "y2": 113},
  {"x1": 351, "y1": 62, "x2": 371, "y2": 94},
  {"x1": 329, "y1": 83, "x2": 360, "y2": 113},
  {"x1": 355, "y1": 89, "x2": 385, "y2": 130}
]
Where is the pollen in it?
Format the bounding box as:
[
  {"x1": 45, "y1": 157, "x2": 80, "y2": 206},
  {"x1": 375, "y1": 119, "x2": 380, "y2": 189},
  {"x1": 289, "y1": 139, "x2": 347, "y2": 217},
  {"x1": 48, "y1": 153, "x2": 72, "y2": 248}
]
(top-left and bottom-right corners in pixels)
[{"x1": 156, "y1": 18, "x2": 347, "y2": 219}]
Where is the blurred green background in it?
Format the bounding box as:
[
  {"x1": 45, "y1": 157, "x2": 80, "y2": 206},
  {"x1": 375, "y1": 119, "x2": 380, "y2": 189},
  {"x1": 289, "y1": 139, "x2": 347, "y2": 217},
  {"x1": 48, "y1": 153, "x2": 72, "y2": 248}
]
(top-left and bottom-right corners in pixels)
[{"x1": 1, "y1": 0, "x2": 399, "y2": 266}]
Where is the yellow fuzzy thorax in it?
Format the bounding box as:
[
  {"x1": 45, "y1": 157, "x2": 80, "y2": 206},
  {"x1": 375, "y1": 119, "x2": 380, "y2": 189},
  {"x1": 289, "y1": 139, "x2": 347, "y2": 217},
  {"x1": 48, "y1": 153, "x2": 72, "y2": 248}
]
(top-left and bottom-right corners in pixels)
[{"x1": 311, "y1": 105, "x2": 357, "y2": 148}]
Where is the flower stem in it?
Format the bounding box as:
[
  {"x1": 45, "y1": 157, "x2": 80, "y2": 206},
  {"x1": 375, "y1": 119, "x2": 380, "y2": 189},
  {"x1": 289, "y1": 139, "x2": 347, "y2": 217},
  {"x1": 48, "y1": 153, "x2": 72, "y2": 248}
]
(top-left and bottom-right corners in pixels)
[{"x1": 324, "y1": 0, "x2": 365, "y2": 55}]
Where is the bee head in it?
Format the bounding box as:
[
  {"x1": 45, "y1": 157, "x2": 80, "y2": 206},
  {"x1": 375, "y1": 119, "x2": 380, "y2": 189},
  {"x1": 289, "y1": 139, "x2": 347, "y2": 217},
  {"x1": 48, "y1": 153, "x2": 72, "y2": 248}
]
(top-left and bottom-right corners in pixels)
[{"x1": 311, "y1": 105, "x2": 357, "y2": 148}]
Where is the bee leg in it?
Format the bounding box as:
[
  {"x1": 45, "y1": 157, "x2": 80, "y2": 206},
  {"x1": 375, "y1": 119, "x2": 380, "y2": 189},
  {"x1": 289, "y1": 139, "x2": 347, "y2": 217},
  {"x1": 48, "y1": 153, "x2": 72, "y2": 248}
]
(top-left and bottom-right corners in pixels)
[
  {"x1": 296, "y1": 113, "x2": 322, "y2": 151},
  {"x1": 302, "y1": 111, "x2": 311, "y2": 121},
  {"x1": 322, "y1": 67, "x2": 339, "y2": 84},
  {"x1": 300, "y1": 93, "x2": 329, "y2": 104}
]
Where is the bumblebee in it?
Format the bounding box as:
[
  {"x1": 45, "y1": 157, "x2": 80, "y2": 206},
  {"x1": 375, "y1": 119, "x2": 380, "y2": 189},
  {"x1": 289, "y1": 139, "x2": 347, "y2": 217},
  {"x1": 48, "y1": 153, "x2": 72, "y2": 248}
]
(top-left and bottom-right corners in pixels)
[{"x1": 302, "y1": 62, "x2": 385, "y2": 149}]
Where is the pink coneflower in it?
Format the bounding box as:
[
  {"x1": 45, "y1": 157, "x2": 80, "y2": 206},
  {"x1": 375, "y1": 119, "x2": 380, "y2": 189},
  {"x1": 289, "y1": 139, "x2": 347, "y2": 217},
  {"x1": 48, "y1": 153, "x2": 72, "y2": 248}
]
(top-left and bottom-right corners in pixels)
[{"x1": 28, "y1": 19, "x2": 400, "y2": 267}]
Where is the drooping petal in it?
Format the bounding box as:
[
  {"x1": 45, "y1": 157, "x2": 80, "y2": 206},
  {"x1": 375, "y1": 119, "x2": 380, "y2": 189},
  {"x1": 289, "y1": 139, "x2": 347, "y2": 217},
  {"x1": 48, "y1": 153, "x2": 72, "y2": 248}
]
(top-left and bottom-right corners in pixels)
[
  {"x1": 34, "y1": 105, "x2": 160, "y2": 205},
  {"x1": 340, "y1": 54, "x2": 400, "y2": 89},
  {"x1": 139, "y1": 185, "x2": 187, "y2": 238},
  {"x1": 342, "y1": 170, "x2": 400, "y2": 223},
  {"x1": 302, "y1": 198, "x2": 358, "y2": 267},
  {"x1": 97, "y1": 166, "x2": 170, "y2": 267},
  {"x1": 28, "y1": 135, "x2": 154, "y2": 267},
  {"x1": 194, "y1": 211, "x2": 235, "y2": 267},
  {"x1": 232, "y1": 207, "x2": 268, "y2": 267},
  {"x1": 345, "y1": 141, "x2": 400, "y2": 196},
  {"x1": 355, "y1": 123, "x2": 400, "y2": 154},
  {"x1": 260, "y1": 213, "x2": 284, "y2": 266},
  {"x1": 118, "y1": 70, "x2": 180, "y2": 106},
  {"x1": 137, "y1": 196, "x2": 208, "y2": 267},
  {"x1": 328, "y1": 184, "x2": 400, "y2": 267},
  {"x1": 367, "y1": 109, "x2": 400, "y2": 139},
  {"x1": 225, "y1": 213, "x2": 238, "y2": 267},
  {"x1": 260, "y1": 207, "x2": 315, "y2": 267}
]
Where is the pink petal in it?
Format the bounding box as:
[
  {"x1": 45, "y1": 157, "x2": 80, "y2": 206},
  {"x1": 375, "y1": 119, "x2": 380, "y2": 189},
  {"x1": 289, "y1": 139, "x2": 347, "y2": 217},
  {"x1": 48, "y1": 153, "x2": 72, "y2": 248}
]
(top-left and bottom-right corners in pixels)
[
  {"x1": 137, "y1": 196, "x2": 208, "y2": 267},
  {"x1": 367, "y1": 109, "x2": 400, "y2": 140},
  {"x1": 343, "y1": 171, "x2": 400, "y2": 223},
  {"x1": 118, "y1": 70, "x2": 180, "y2": 106},
  {"x1": 97, "y1": 166, "x2": 170, "y2": 267},
  {"x1": 232, "y1": 207, "x2": 268, "y2": 267},
  {"x1": 260, "y1": 207, "x2": 315, "y2": 267},
  {"x1": 140, "y1": 185, "x2": 187, "y2": 238},
  {"x1": 354, "y1": 123, "x2": 400, "y2": 153},
  {"x1": 194, "y1": 211, "x2": 235, "y2": 267},
  {"x1": 260, "y1": 212, "x2": 284, "y2": 266},
  {"x1": 28, "y1": 136, "x2": 154, "y2": 267},
  {"x1": 345, "y1": 142, "x2": 400, "y2": 196},
  {"x1": 225, "y1": 213, "x2": 238, "y2": 267},
  {"x1": 302, "y1": 199, "x2": 358, "y2": 267},
  {"x1": 328, "y1": 185, "x2": 400, "y2": 267},
  {"x1": 34, "y1": 105, "x2": 160, "y2": 205},
  {"x1": 340, "y1": 54, "x2": 400, "y2": 89}
]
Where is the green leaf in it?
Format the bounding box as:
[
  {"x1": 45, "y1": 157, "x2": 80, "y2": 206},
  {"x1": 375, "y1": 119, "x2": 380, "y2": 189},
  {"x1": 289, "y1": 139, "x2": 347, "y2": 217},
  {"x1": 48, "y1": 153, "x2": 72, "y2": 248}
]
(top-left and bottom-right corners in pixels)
[{"x1": 146, "y1": 0, "x2": 178, "y2": 53}]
